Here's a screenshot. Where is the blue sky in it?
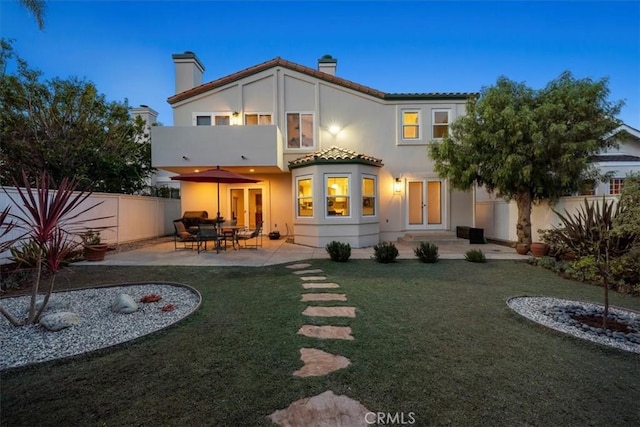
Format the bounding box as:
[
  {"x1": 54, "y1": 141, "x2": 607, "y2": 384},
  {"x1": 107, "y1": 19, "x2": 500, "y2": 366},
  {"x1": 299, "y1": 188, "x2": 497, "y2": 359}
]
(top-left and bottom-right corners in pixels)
[{"x1": 1, "y1": 1, "x2": 639, "y2": 128}]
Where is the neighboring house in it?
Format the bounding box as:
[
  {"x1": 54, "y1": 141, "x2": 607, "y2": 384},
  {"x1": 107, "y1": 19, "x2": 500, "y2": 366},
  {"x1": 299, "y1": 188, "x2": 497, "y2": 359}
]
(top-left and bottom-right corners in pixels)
[
  {"x1": 588, "y1": 124, "x2": 640, "y2": 196},
  {"x1": 152, "y1": 52, "x2": 474, "y2": 247},
  {"x1": 131, "y1": 105, "x2": 180, "y2": 195}
]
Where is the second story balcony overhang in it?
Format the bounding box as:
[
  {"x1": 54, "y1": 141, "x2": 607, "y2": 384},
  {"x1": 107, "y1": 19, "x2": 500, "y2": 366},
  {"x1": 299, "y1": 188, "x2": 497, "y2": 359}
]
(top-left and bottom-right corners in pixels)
[{"x1": 152, "y1": 125, "x2": 285, "y2": 174}]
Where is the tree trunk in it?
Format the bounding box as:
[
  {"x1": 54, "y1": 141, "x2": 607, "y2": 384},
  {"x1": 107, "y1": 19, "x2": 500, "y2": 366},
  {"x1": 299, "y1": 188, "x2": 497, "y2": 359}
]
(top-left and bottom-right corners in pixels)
[{"x1": 515, "y1": 191, "x2": 533, "y2": 246}]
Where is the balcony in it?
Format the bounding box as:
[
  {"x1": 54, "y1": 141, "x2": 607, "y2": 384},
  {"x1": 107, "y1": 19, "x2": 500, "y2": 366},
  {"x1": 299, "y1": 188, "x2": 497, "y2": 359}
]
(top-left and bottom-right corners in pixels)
[{"x1": 152, "y1": 125, "x2": 285, "y2": 173}]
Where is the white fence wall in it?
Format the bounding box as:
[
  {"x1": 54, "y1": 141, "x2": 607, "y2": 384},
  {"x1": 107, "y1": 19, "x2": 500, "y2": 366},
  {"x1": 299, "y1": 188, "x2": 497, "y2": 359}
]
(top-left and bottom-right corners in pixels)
[
  {"x1": 1, "y1": 188, "x2": 181, "y2": 262},
  {"x1": 475, "y1": 195, "x2": 619, "y2": 242}
]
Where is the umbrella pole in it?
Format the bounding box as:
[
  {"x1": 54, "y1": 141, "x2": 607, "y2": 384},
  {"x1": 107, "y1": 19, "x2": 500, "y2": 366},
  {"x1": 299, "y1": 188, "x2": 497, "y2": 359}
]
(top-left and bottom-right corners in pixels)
[{"x1": 217, "y1": 181, "x2": 221, "y2": 220}]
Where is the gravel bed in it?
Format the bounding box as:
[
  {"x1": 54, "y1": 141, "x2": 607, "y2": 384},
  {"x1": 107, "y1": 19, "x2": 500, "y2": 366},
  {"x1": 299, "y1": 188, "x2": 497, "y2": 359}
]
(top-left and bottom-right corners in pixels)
[
  {"x1": 507, "y1": 296, "x2": 640, "y2": 354},
  {"x1": 0, "y1": 283, "x2": 201, "y2": 370}
]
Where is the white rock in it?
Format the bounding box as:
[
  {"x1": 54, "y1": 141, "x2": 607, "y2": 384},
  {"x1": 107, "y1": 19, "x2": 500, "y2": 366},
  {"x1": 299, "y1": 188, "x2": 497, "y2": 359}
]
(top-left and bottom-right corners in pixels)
[
  {"x1": 39, "y1": 312, "x2": 80, "y2": 331},
  {"x1": 111, "y1": 294, "x2": 138, "y2": 314}
]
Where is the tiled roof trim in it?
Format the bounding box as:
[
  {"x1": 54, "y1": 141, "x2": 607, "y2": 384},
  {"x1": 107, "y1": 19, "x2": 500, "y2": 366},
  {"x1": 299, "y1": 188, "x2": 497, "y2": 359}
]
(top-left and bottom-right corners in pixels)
[
  {"x1": 590, "y1": 154, "x2": 640, "y2": 162},
  {"x1": 168, "y1": 57, "x2": 476, "y2": 104},
  {"x1": 288, "y1": 146, "x2": 384, "y2": 170}
]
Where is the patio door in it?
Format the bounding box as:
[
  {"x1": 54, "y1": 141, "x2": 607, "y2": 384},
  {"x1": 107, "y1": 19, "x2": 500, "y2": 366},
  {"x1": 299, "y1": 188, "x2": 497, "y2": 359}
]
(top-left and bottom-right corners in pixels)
[
  {"x1": 406, "y1": 179, "x2": 443, "y2": 230},
  {"x1": 229, "y1": 187, "x2": 263, "y2": 228}
]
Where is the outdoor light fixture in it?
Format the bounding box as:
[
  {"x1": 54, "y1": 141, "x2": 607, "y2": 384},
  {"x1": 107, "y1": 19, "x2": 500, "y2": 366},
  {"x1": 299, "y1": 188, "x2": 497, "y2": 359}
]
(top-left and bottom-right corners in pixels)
[
  {"x1": 328, "y1": 124, "x2": 341, "y2": 136},
  {"x1": 231, "y1": 111, "x2": 241, "y2": 126},
  {"x1": 182, "y1": 155, "x2": 190, "y2": 160},
  {"x1": 394, "y1": 177, "x2": 402, "y2": 194}
]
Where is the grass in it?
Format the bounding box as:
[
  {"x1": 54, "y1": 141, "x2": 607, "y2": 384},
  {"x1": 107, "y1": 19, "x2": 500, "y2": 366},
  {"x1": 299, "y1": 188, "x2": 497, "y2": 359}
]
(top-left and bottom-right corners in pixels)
[{"x1": 2, "y1": 260, "x2": 639, "y2": 426}]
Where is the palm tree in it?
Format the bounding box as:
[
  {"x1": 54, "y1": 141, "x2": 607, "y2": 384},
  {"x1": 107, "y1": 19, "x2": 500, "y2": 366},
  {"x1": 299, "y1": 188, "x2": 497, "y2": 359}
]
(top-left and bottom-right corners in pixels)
[{"x1": 19, "y1": 0, "x2": 46, "y2": 30}]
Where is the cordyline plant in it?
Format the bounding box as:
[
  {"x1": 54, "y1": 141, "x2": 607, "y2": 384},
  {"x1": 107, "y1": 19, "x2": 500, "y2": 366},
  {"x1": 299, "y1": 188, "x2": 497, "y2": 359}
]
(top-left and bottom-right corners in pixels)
[
  {"x1": 553, "y1": 196, "x2": 637, "y2": 328},
  {"x1": 0, "y1": 172, "x2": 109, "y2": 326}
]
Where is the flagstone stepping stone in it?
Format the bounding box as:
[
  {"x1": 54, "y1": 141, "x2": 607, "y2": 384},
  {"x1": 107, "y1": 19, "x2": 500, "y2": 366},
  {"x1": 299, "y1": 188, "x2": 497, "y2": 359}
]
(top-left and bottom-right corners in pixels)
[
  {"x1": 301, "y1": 293, "x2": 347, "y2": 302},
  {"x1": 292, "y1": 269, "x2": 324, "y2": 275},
  {"x1": 302, "y1": 282, "x2": 340, "y2": 289},
  {"x1": 286, "y1": 263, "x2": 312, "y2": 269},
  {"x1": 298, "y1": 325, "x2": 354, "y2": 340},
  {"x1": 268, "y1": 390, "x2": 370, "y2": 427},
  {"x1": 299, "y1": 276, "x2": 327, "y2": 281},
  {"x1": 303, "y1": 306, "x2": 356, "y2": 318},
  {"x1": 293, "y1": 348, "x2": 351, "y2": 377}
]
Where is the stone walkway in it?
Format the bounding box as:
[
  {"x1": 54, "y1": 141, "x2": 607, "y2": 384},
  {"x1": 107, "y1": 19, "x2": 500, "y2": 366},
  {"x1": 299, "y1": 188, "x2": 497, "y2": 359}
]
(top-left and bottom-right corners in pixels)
[{"x1": 268, "y1": 262, "x2": 371, "y2": 426}]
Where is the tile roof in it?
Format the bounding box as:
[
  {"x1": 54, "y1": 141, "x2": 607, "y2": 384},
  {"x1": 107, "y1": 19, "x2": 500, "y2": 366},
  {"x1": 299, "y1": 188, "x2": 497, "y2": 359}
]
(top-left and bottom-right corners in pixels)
[
  {"x1": 168, "y1": 57, "x2": 476, "y2": 104},
  {"x1": 590, "y1": 154, "x2": 640, "y2": 162},
  {"x1": 288, "y1": 146, "x2": 384, "y2": 170}
]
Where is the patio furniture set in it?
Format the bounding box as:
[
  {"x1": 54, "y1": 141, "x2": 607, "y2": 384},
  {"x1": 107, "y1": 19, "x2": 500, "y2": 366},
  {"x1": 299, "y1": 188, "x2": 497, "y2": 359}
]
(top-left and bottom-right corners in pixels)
[{"x1": 173, "y1": 211, "x2": 263, "y2": 253}]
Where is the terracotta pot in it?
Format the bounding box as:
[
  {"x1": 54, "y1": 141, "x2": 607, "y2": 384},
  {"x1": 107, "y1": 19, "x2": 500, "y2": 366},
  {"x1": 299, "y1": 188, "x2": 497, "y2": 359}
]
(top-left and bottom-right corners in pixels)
[
  {"x1": 83, "y1": 244, "x2": 109, "y2": 261},
  {"x1": 515, "y1": 243, "x2": 530, "y2": 255},
  {"x1": 530, "y1": 242, "x2": 550, "y2": 257}
]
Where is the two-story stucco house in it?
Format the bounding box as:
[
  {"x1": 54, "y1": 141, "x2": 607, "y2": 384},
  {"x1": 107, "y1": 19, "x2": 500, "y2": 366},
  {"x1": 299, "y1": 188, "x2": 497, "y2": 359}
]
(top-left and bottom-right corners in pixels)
[
  {"x1": 152, "y1": 52, "x2": 475, "y2": 248},
  {"x1": 151, "y1": 52, "x2": 640, "y2": 248}
]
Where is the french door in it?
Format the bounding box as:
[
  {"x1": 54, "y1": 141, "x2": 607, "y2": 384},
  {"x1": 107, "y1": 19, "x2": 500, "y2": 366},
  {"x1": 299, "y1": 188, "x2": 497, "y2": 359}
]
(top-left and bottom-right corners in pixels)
[
  {"x1": 406, "y1": 179, "x2": 444, "y2": 230},
  {"x1": 229, "y1": 187, "x2": 263, "y2": 228}
]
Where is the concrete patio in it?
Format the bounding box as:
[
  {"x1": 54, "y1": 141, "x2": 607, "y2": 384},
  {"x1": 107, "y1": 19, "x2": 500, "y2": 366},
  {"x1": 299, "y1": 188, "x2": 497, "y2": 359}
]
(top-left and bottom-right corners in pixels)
[{"x1": 80, "y1": 236, "x2": 530, "y2": 267}]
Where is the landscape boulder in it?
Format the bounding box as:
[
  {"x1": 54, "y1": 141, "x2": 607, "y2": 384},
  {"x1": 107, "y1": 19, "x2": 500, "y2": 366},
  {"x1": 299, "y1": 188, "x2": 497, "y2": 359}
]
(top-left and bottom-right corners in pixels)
[
  {"x1": 111, "y1": 294, "x2": 138, "y2": 314},
  {"x1": 39, "y1": 312, "x2": 80, "y2": 331}
]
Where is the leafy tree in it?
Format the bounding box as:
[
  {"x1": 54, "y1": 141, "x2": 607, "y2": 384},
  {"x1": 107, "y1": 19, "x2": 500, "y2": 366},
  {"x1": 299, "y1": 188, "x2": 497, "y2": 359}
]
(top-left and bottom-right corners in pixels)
[
  {"x1": 19, "y1": 0, "x2": 46, "y2": 29},
  {"x1": 429, "y1": 72, "x2": 622, "y2": 246},
  {"x1": 0, "y1": 39, "x2": 153, "y2": 193}
]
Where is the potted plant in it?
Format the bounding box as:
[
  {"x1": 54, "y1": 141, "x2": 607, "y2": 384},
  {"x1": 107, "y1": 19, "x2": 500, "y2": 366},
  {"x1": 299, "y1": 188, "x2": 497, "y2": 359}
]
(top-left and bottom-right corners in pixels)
[
  {"x1": 530, "y1": 241, "x2": 550, "y2": 257},
  {"x1": 82, "y1": 230, "x2": 108, "y2": 261},
  {"x1": 515, "y1": 243, "x2": 530, "y2": 255}
]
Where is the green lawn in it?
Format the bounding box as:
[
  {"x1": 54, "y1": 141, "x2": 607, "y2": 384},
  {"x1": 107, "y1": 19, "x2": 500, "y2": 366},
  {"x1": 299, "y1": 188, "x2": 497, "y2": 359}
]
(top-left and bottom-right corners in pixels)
[{"x1": 2, "y1": 260, "x2": 639, "y2": 426}]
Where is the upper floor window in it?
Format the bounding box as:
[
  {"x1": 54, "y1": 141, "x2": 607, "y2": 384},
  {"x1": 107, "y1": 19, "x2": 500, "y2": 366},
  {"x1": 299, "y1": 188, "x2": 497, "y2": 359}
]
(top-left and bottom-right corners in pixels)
[
  {"x1": 193, "y1": 113, "x2": 231, "y2": 126},
  {"x1": 362, "y1": 176, "x2": 376, "y2": 216},
  {"x1": 245, "y1": 113, "x2": 272, "y2": 125},
  {"x1": 326, "y1": 175, "x2": 350, "y2": 217},
  {"x1": 433, "y1": 110, "x2": 450, "y2": 139},
  {"x1": 297, "y1": 177, "x2": 313, "y2": 217},
  {"x1": 609, "y1": 178, "x2": 625, "y2": 195},
  {"x1": 402, "y1": 111, "x2": 420, "y2": 140},
  {"x1": 579, "y1": 180, "x2": 596, "y2": 196},
  {"x1": 195, "y1": 115, "x2": 211, "y2": 126},
  {"x1": 287, "y1": 112, "x2": 314, "y2": 149}
]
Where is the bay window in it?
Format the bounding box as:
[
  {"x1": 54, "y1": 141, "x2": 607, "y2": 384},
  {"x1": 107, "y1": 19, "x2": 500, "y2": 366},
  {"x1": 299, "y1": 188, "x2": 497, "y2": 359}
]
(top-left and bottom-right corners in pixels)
[{"x1": 326, "y1": 176, "x2": 350, "y2": 217}]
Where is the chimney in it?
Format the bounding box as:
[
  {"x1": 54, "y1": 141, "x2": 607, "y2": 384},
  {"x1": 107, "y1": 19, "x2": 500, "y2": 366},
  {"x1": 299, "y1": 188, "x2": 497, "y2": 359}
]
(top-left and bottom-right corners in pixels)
[
  {"x1": 318, "y1": 54, "x2": 337, "y2": 76},
  {"x1": 172, "y1": 51, "x2": 205, "y2": 94},
  {"x1": 131, "y1": 104, "x2": 158, "y2": 126}
]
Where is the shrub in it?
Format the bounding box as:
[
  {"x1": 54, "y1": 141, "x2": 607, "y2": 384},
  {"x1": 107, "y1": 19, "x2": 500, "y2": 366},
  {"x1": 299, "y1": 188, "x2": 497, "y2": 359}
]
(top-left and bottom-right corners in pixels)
[
  {"x1": 325, "y1": 241, "x2": 351, "y2": 262},
  {"x1": 373, "y1": 241, "x2": 399, "y2": 263},
  {"x1": 553, "y1": 197, "x2": 635, "y2": 259},
  {"x1": 414, "y1": 242, "x2": 439, "y2": 263},
  {"x1": 565, "y1": 255, "x2": 599, "y2": 283},
  {"x1": 464, "y1": 249, "x2": 486, "y2": 263},
  {"x1": 610, "y1": 248, "x2": 640, "y2": 289},
  {"x1": 9, "y1": 239, "x2": 44, "y2": 268}
]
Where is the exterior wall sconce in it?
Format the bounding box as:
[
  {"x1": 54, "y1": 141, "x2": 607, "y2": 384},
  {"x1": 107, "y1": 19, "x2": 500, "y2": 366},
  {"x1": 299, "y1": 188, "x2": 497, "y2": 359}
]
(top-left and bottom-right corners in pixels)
[
  {"x1": 394, "y1": 178, "x2": 402, "y2": 194},
  {"x1": 231, "y1": 111, "x2": 241, "y2": 126},
  {"x1": 328, "y1": 124, "x2": 341, "y2": 136}
]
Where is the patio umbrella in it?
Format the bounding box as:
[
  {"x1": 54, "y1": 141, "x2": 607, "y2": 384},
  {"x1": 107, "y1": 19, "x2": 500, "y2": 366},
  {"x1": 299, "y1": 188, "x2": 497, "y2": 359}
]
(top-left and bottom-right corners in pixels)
[{"x1": 171, "y1": 166, "x2": 260, "y2": 220}]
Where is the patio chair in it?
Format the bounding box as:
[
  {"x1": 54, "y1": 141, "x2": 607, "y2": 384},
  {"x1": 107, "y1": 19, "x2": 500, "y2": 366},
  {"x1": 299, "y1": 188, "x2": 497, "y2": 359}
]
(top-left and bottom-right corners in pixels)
[
  {"x1": 197, "y1": 224, "x2": 225, "y2": 254},
  {"x1": 220, "y1": 219, "x2": 238, "y2": 250},
  {"x1": 173, "y1": 220, "x2": 197, "y2": 250},
  {"x1": 236, "y1": 221, "x2": 263, "y2": 249}
]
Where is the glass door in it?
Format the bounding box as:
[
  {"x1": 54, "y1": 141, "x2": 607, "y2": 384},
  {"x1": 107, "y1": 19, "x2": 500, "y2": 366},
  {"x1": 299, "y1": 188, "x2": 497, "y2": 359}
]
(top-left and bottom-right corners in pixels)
[
  {"x1": 229, "y1": 187, "x2": 263, "y2": 228},
  {"x1": 406, "y1": 179, "x2": 443, "y2": 230}
]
